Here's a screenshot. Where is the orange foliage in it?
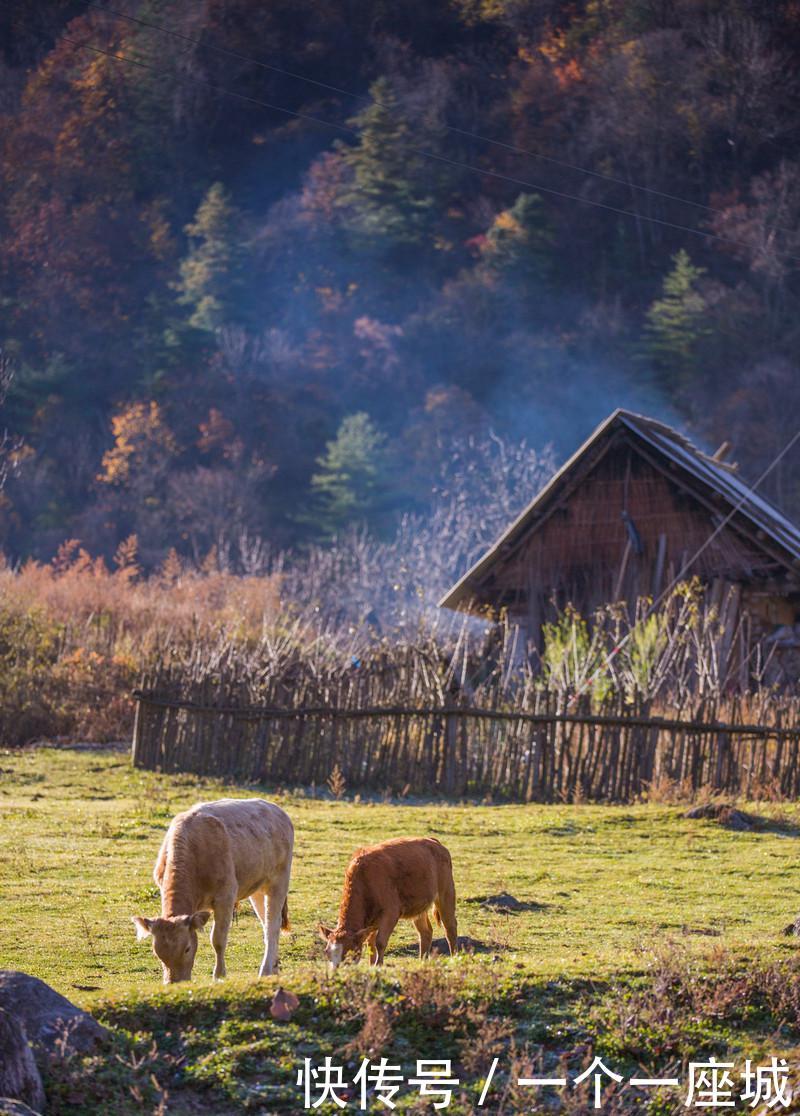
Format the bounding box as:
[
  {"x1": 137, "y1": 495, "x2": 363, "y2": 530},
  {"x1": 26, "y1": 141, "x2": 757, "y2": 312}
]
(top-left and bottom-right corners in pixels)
[
  {"x1": 536, "y1": 27, "x2": 584, "y2": 88},
  {"x1": 0, "y1": 548, "x2": 283, "y2": 656},
  {"x1": 0, "y1": 545, "x2": 285, "y2": 743},
  {"x1": 98, "y1": 401, "x2": 176, "y2": 486}
]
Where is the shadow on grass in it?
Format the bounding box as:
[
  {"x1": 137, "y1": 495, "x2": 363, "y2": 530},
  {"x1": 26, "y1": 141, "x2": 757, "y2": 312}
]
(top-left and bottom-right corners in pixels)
[{"x1": 395, "y1": 934, "x2": 504, "y2": 956}]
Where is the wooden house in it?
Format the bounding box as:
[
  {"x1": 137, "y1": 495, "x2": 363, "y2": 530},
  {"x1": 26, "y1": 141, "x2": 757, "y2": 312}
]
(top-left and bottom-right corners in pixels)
[{"x1": 439, "y1": 409, "x2": 800, "y2": 676}]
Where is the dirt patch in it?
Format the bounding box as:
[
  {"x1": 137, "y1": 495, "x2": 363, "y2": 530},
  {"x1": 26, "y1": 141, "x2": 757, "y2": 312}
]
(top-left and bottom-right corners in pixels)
[
  {"x1": 683, "y1": 803, "x2": 800, "y2": 834},
  {"x1": 466, "y1": 891, "x2": 546, "y2": 913},
  {"x1": 684, "y1": 803, "x2": 756, "y2": 830}
]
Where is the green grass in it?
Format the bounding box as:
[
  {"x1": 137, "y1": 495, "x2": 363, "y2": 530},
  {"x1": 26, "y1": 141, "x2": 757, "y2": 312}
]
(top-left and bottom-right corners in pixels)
[{"x1": 3, "y1": 746, "x2": 800, "y2": 1113}]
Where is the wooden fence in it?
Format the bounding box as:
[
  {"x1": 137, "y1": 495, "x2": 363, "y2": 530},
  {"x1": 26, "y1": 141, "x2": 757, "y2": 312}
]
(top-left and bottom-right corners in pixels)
[{"x1": 131, "y1": 682, "x2": 800, "y2": 802}]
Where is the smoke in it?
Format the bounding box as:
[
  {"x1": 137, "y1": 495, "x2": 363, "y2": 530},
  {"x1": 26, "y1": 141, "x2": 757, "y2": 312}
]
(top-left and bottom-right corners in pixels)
[{"x1": 0, "y1": 9, "x2": 722, "y2": 565}]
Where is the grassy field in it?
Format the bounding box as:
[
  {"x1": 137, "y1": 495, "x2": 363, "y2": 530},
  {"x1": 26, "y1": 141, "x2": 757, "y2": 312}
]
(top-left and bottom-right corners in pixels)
[{"x1": 4, "y1": 746, "x2": 800, "y2": 1113}]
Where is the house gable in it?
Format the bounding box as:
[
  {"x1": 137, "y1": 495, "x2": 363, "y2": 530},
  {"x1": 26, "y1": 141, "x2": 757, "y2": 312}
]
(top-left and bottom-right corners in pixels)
[{"x1": 440, "y1": 410, "x2": 800, "y2": 623}]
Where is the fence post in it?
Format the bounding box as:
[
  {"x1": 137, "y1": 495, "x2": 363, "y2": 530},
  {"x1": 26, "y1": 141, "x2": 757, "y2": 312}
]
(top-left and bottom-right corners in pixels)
[
  {"x1": 442, "y1": 694, "x2": 458, "y2": 796},
  {"x1": 130, "y1": 690, "x2": 142, "y2": 767}
]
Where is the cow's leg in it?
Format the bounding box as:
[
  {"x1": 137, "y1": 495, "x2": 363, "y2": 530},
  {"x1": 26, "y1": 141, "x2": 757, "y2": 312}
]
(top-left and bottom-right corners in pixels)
[
  {"x1": 248, "y1": 889, "x2": 273, "y2": 977},
  {"x1": 260, "y1": 875, "x2": 289, "y2": 977},
  {"x1": 211, "y1": 900, "x2": 235, "y2": 980},
  {"x1": 372, "y1": 911, "x2": 399, "y2": 967},
  {"x1": 413, "y1": 912, "x2": 433, "y2": 959},
  {"x1": 435, "y1": 883, "x2": 459, "y2": 955},
  {"x1": 249, "y1": 890, "x2": 267, "y2": 929}
]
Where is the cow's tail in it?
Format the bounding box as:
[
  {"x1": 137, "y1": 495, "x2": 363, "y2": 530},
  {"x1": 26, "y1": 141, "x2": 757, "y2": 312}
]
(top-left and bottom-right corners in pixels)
[{"x1": 281, "y1": 895, "x2": 291, "y2": 933}]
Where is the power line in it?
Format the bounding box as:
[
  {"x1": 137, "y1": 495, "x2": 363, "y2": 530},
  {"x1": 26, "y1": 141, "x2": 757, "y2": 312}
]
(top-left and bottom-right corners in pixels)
[
  {"x1": 568, "y1": 424, "x2": 800, "y2": 706},
  {"x1": 87, "y1": 0, "x2": 780, "y2": 233},
  {"x1": 61, "y1": 33, "x2": 800, "y2": 265}
]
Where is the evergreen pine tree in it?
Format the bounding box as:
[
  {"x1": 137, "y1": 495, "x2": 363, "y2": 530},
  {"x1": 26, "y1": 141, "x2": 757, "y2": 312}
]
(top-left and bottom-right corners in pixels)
[
  {"x1": 643, "y1": 249, "x2": 710, "y2": 394},
  {"x1": 337, "y1": 78, "x2": 439, "y2": 252},
  {"x1": 307, "y1": 413, "x2": 389, "y2": 539},
  {"x1": 175, "y1": 183, "x2": 245, "y2": 331}
]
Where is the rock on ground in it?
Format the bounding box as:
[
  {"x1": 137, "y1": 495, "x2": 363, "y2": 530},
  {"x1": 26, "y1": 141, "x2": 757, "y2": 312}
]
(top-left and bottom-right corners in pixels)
[
  {"x1": 0, "y1": 1101, "x2": 44, "y2": 1116},
  {"x1": 0, "y1": 971, "x2": 108, "y2": 1056},
  {"x1": 0, "y1": 1007, "x2": 45, "y2": 1112}
]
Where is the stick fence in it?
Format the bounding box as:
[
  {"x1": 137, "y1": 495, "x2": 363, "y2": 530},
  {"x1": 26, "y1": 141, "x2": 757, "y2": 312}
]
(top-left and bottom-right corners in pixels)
[{"x1": 131, "y1": 672, "x2": 800, "y2": 802}]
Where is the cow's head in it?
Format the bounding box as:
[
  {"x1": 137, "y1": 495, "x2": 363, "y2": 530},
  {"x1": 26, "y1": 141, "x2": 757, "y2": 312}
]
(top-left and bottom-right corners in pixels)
[
  {"x1": 132, "y1": 912, "x2": 211, "y2": 983},
  {"x1": 318, "y1": 924, "x2": 370, "y2": 971}
]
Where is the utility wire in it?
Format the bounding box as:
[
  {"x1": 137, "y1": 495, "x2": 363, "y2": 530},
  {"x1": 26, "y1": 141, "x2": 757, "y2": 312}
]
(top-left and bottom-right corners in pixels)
[
  {"x1": 87, "y1": 0, "x2": 782, "y2": 233},
  {"x1": 61, "y1": 34, "x2": 800, "y2": 265},
  {"x1": 567, "y1": 424, "x2": 800, "y2": 706}
]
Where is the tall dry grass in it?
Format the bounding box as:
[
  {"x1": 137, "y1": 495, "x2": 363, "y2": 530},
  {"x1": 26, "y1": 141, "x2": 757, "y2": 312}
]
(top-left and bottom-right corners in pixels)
[
  {"x1": 1, "y1": 543, "x2": 282, "y2": 650},
  {"x1": 0, "y1": 545, "x2": 283, "y2": 745},
  {"x1": 0, "y1": 536, "x2": 794, "y2": 753}
]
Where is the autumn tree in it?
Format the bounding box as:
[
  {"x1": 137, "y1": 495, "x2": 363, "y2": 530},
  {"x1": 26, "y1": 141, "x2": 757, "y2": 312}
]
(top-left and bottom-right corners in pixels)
[
  {"x1": 5, "y1": 1, "x2": 800, "y2": 554},
  {"x1": 0, "y1": 351, "x2": 15, "y2": 493},
  {"x1": 98, "y1": 401, "x2": 176, "y2": 488},
  {"x1": 481, "y1": 194, "x2": 553, "y2": 285},
  {"x1": 710, "y1": 162, "x2": 800, "y2": 328},
  {"x1": 167, "y1": 456, "x2": 273, "y2": 567},
  {"x1": 95, "y1": 401, "x2": 177, "y2": 561}
]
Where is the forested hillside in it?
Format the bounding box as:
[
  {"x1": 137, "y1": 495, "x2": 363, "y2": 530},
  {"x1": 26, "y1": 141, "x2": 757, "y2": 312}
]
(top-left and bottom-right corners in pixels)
[{"x1": 1, "y1": 0, "x2": 799, "y2": 568}]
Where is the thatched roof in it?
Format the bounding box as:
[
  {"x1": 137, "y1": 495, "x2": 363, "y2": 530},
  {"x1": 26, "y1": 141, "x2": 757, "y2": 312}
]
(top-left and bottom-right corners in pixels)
[{"x1": 439, "y1": 409, "x2": 800, "y2": 611}]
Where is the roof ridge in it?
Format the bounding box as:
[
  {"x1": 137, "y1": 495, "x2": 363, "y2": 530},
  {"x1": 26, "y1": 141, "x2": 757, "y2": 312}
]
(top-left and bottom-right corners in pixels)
[{"x1": 439, "y1": 408, "x2": 800, "y2": 612}]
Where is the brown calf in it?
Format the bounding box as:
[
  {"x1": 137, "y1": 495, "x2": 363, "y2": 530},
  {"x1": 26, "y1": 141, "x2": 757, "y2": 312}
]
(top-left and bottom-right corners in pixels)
[{"x1": 319, "y1": 836, "x2": 458, "y2": 969}]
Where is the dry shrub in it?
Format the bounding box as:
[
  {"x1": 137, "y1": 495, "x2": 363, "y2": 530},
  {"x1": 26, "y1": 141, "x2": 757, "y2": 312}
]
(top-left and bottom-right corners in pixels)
[
  {"x1": 401, "y1": 964, "x2": 468, "y2": 1028},
  {"x1": 44, "y1": 1032, "x2": 174, "y2": 1114},
  {"x1": 341, "y1": 1000, "x2": 393, "y2": 1059},
  {"x1": 400, "y1": 963, "x2": 500, "y2": 1048},
  {"x1": 501, "y1": 1043, "x2": 569, "y2": 1115},
  {"x1": 487, "y1": 911, "x2": 515, "y2": 953},
  {"x1": 5, "y1": 538, "x2": 800, "y2": 789},
  {"x1": 331, "y1": 970, "x2": 394, "y2": 1059},
  {"x1": 0, "y1": 549, "x2": 282, "y2": 656},
  {"x1": 592, "y1": 941, "x2": 800, "y2": 1064},
  {"x1": 741, "y1": 775, "x2": 785, "y2": 802},
  {"x1": 559, "y1": 1051, "x2": 628, "y2": 1116},
  {"x1": 327, "y1": 764, "x2": 346, "y2": 800},
  {"x1": 458, "y1": 1015, "x2": 514, "y2": 1076},
  {"x1": 0, "y1": 549, "x2": 282, "y2": 744},
  {"x1": 643, "y1": 773, "x2": 697, "y2": 804}
]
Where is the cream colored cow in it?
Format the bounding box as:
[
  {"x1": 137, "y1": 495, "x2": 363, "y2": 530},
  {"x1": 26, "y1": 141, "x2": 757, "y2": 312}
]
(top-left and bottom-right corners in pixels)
[{"x1": 133, "y1": 798, "x2": 293, "y2": 983}]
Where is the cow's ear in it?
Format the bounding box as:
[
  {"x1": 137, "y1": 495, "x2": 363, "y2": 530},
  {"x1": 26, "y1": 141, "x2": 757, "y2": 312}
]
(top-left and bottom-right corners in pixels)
[
  {"x1": 132, "y1": 916, "x2": 154, "y2": 940},
  {"x1": 318, "y1": 923, "x2": 333, "y2": 941},
  {"x1": 189, "y1": 911, "x2": 211, "y2": 931}
]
